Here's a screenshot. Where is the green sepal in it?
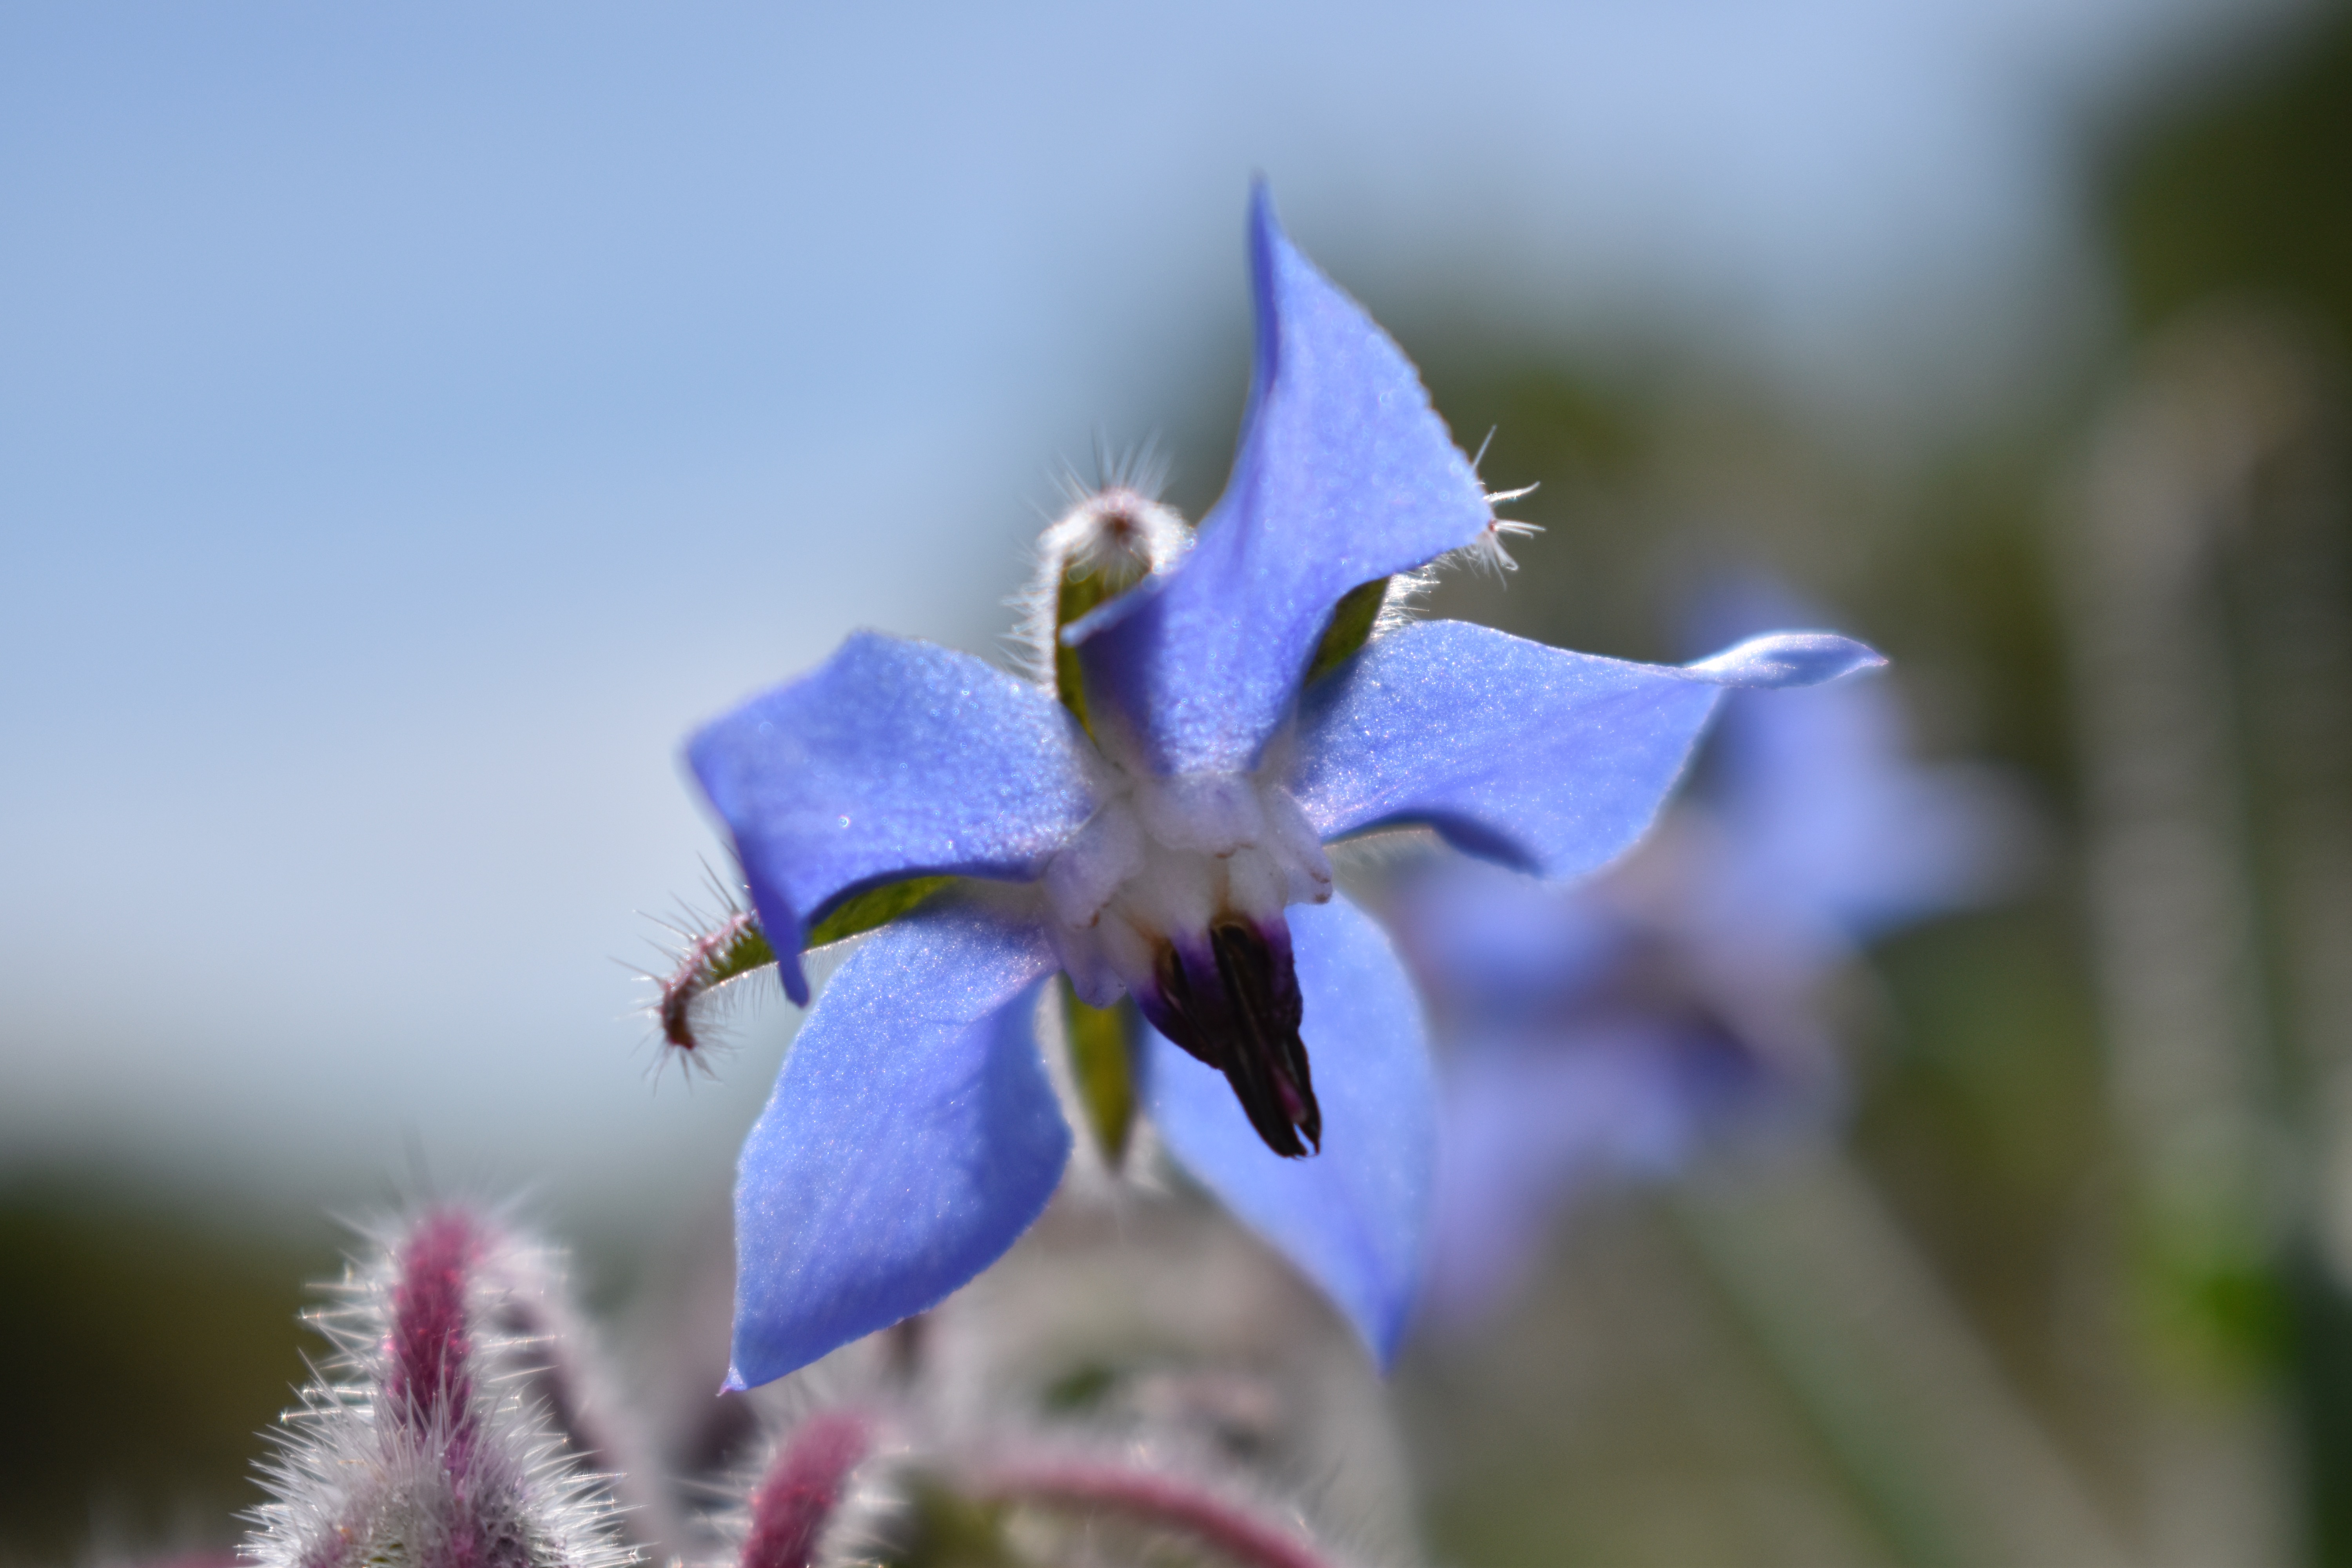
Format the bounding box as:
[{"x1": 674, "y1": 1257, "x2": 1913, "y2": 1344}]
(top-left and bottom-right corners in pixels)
[
  {"x1": 702, "y1": 914, "x2": 778, "y2": 986},
  {"x1": 1053, "y1": 555, "x2": 1151, "y2": 735},
  {"x1": 1305, "y1": 576, "x2": 1389, "y2": 684},
  {"x1": 805, "y1": 875, "x2": 956, "y2": 950},
  {"x1": 1060, "y1": 977, "x2": 1137, "y2": 1170}
]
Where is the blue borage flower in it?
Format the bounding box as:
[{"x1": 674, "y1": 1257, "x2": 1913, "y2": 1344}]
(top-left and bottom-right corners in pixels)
[
  {"x1": 1398, "y1": 581, "x2": 2028, "y2": 1324},
  {"x1": 686, "y1": 189, "x2": 1880, "y2": 1387}
]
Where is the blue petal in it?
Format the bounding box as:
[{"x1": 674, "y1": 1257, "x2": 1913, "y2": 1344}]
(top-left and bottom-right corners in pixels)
[
  {"x1": 689, "y1": 632, "x2": 1096, "y2": 1003},
  {"x1": 728, "y1": 898, "x2": 1069, "y2": 1388},
  {"x1": 1072, "y1": 186, "x2": 1493, "y2": 777},
  {"x1": 1288, "y1": 620, "x2": 1881, "y2": 880},
  {"x1": 1140, "y1": 895, "x2": 1434, "y2": 1367}
]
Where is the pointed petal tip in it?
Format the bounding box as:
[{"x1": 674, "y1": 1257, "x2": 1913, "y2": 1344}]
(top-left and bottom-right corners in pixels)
[
  {"x1": 777, "y1": 950, "x2": 810, "y2": 1008},
  {"x1": 720, "y1": 1366, "x2": 749, "y2": 1394},
  {"x1": 1333, "y1": 1257, "x2": 1415, "y2": 1376},
  {"x1": 1361, "y1": 1306, "x2": 1411, "y2": 1374},
  {"x1": 687, "y1": 634, "x2": 1093, "y2": 981},
  {"x1": 1684, "y1": 632, "x2": 1884, "y2": 690},
  {"x1": 1078, "y1": 186, "x2": 1490, "y2": 775}
]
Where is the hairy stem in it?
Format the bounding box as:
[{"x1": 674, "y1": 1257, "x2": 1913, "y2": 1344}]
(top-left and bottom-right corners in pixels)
[
  {"x1": 740, "y1": 1410, "x2": 876, "y2": 1568},
  {"x1": 966, "y1": 1458, "x2": 1340, "y2": 1568}
]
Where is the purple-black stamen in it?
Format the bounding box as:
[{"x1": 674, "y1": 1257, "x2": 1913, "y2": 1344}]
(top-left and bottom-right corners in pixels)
[{"x1": 1145, "y1": 920, "x2": 1321, "y2": 1158}]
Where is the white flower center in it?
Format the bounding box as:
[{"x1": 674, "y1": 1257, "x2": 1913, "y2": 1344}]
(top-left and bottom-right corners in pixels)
[{"x1": 1042, "y1": 765, "x2": 1333, "y2": 1008}]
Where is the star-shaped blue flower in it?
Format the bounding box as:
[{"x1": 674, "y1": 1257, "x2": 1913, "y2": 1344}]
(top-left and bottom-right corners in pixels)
[
  {"x1": 686, "y1": 191, "x2": 1880, "y2": 1388},
  {"x1": 1396, "y1": 583, "x2": 2027, "y2": 1324}
]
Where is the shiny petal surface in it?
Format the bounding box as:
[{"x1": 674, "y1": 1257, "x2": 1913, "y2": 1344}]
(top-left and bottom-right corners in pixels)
[
  {"x1": 1289, "y1": 621, "x2": 1882, "y2": 880},
  {"x1": 729, "y1": 899, "x2": 1068, "y2": 1388},
  {"x1": 1141, "y1": 895, "x2": 1433, "y2": 1367},
  {"x1": 1073, "y1": 187, "x2": 1492, "y2": 777},
  {"x1": 690, "y1": 632, "x2": 1096, "y2": 1002}
]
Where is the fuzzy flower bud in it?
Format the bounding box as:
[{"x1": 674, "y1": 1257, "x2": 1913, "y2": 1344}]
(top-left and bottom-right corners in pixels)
[
  {"x1": 243, "y1": 1207, "x2": 635, "y2": 1568},
  {"x1": 1020, "y1": 478, "x2": 1191, "y2": 737}
]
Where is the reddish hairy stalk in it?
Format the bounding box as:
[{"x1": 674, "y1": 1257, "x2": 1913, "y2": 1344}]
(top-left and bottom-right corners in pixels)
[
  {"x1": 252, "y1": 1209, "x2": 632, "y2": 1568},
  {"x1": 386, "y1": 1208, "x2": 480, "y2": 1450},
  {"x1": 968, "y1": 1458, "x2": 1340, "y2": 1568},
  {"x1": 739, "y1": 1410, "x2": 875, "y2": 1568},
  {"x1": 492, "y1": 1262, "x2": 691, "y2": 1554}
]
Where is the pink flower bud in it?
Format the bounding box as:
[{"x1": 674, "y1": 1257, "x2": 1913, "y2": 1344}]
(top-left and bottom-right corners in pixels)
[{"x1": 243, "y1": 1208, "x2": 634, "y2": 1568}]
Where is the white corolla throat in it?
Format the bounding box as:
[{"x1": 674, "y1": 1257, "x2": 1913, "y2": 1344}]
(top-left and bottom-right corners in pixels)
[{"x1": 1040, "y1": 762, "x2": 1334, "y2": 1156}]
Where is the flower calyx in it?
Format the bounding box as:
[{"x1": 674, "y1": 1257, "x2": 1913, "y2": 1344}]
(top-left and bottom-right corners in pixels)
[{"x1": 1029, "y1": 483, "x2": 1190, "y2": 737}]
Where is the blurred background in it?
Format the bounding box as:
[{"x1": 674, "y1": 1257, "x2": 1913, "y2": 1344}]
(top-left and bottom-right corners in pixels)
[{"x1": 7, "y1": 0, "x2": 2352, "y2": 1561}]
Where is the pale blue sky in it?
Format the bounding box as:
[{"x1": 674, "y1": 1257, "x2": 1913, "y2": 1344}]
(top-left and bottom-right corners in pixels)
[{"x1": 0, "y1": 0, "x2": 2292, "y2": 1227}]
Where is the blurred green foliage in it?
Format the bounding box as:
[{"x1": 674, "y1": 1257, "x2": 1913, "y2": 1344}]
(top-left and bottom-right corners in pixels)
[
  {"x1": 1398, "y1": 9, "x2": 2352, "y2": 1561},
  {"x1": 2105, "y1": 6, "x2": 2352, "y2": 350},
  {"x1": 2108, "y1": 15, "x2": 2352, "y2": 1563},
  {"x1": 1392, "y1": 342, "x2": 2124, "y2": 1562},
  {"x1": 0, "y1": 1183, "x2": 334, "y2": 1566}
]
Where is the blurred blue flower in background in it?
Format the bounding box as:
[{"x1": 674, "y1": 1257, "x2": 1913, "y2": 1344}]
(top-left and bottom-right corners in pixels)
[
  {"x1": 686, "y1": 195, "x2": 1881, "y2": 1388},
  {"x1": 1395, "y1": 582, "x2": 2029, "y2": 1326}
]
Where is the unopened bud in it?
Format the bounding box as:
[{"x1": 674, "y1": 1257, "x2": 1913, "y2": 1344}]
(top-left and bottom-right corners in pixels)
[
  {"x1": 1024, "y1": 485, "x2": 1190, "y2": 734},
  {"x1": 243, "y1": 1208, "x2": 634, "y2": 1568}
]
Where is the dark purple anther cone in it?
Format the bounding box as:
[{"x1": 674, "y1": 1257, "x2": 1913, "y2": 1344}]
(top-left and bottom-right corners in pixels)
[{"x1": 1143, "y1": 917, "x2": 1321, "y2": 1158}]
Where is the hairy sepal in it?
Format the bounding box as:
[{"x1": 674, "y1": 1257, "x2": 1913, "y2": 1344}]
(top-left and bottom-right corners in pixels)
[{"x1": 653, "y1": 877, "x2": 958, "y2": 1065}]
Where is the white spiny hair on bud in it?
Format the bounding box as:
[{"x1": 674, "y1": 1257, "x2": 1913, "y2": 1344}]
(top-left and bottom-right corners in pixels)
[
  {"x1": 243, "y1": 1207, "x2": 637, "y2": 1568},
  {"x1": 740, "y1": 1412, "x2": 906, "y2": 1568},
  {"x1": 1366, "y1": 565, "x2": 1441, "y2": 639},
  {"x1": 938, "y1": 1437, "x2": 1367, "y2": 1568},
  {"x1": 1009, "y1": 441, "x2": 1192, "y2": 690},
  {"x1": 1056, "y1": 432, "x2": 1172, "y2": 510},
  {"x1": 1325, "y1": 435, "x2": 1543, "y2": 658}
]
